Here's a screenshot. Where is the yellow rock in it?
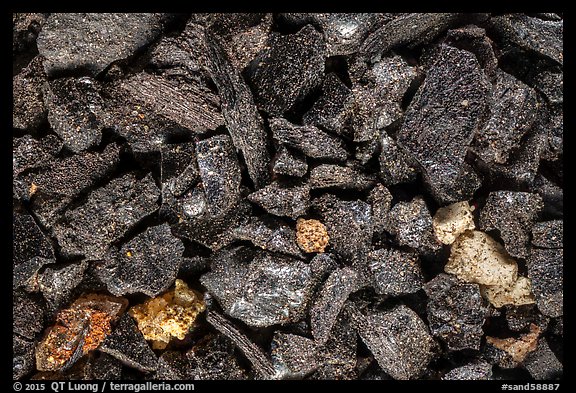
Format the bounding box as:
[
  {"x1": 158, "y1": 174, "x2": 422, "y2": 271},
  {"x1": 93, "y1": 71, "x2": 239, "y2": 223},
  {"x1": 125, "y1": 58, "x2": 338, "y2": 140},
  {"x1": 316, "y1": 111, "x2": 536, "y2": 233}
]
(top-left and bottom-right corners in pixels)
[
  {"x1": 432, "y1": 201, "x2": 475, "y2": 245},
  {"x1": 129, "y1": 279, "x2": 206, "y2": 349},
  {"x1": 481, "y1": 276, "x2": 536, "y2": 308},
  {"x1": 296, "y1": 218, "x2": 329, "y2": 253}
]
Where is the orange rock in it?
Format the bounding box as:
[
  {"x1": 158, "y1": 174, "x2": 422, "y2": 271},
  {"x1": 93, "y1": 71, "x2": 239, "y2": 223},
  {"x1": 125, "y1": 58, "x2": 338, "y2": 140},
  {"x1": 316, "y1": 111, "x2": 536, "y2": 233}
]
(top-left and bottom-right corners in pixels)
[
  {"x1": 486, "y1": 323, "x2": 541, "y2": 363},
  {"x1": 296, "y1": 218, "x2": 329, "y2": 253}
]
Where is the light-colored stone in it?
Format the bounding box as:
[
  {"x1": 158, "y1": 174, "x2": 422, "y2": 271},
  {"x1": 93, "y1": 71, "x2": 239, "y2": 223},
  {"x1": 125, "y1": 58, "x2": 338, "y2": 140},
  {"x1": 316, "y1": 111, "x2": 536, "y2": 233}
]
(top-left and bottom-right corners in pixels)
[
  {"x1": 296, "y1": 218, "x2": 329, "y2": 253},
  {"x1": 433, "y1": 201, "x2": 476, "y2": 245},
  {"x1": 481, "y1": 276, "x2": 536, "y2": 308}
]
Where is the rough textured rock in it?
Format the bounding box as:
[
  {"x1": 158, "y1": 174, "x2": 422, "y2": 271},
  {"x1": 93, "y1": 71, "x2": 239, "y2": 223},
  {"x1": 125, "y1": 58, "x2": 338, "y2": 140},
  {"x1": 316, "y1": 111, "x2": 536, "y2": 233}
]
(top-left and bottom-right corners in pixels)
[
  {"x1": 531, "y1": 220, "x2": 563, "y2": 249},
  {"x1": 13, "y1": 56, "x2": 47, "y2": 131},
  {"x1": 527, "y1": 248, "x2": 563, "y2": 318},
  {"x1": 14, "y1": 335, "x2": 36, "y2": 380},
  {"x1": 309, "y1": 164, "x2": 376, "y2": 190},
  {"x1": 442, "y1": 361, "x2": 493, "y2": 380},
  {"x1": 295, "y1": 218, "x2": 330, "y2": 254},
  {"x1": 248, "y1": 181, "x2": 310, "y2": 219},
  {"x1": 272, "y1": 146, "x2": 308, "y2": 178},
  {"x1": 303, "y1": 73, "x2": 353, "y2": 134},
  {"x1": 378, "y1": 134, "x2": 419, "y2": 186},
  {"x1": 523, "y1": 339, "x2": 563, "y2": 380},
  {"x1": 433, "y1": 201, "x2": 476, "y2": 245},
  {"x1": 233, "y1": 216, "x2": 303, "y2": 258},
  {"x1": 13, "y1": 290, "x2": 45, "y2": 340},
  {"x1": 368, "y1": 248, "x2": 424, "y2": 296},
  {"x1": 388, "y1": 197, "x2": 441, "y2": 254},
  {"x1": 271, "y1": 333, "x2": 319, "y2": 378},
  {"x1": 368, "y1": 183, "x2": 393, "y2": 236},
  {"x1": 39, "y1": 261, "x2": 89, "y2": 314},
  {"x1": 486, "y1": 323, "x2": 541, "y2": 364},
  {"x1": 480, "y1": 276, "x2": 536, "y2": 308}
]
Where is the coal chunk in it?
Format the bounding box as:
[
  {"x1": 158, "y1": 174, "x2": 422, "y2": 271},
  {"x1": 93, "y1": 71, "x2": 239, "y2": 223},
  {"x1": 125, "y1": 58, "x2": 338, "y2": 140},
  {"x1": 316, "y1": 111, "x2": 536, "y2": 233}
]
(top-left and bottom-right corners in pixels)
[
  {"x1": 424, "y1": 273, "x2": 489, "y2": 351},
  {"x1": 378, "y1": 134, "x2": 418, "y2": 186},
  {"x1": 523, "y1": 340, "x2": 563, "y2": 380},
  {"x1": 348, "y1": 305, "x2": 434, "y2": 380},
  {"x1": 397, "y1": 45, "x2": 490, "y2": 204},
  {"x1": 100, "y1": 313, "x2": 158, "y2": 373},
  {"x1": 13, "y1": 56, "x2": 47, "y2": 131},
  {"x1": 531, "y1": 220, "x2": 563, "y2": 249},
  {"x1": 248, "y1": 25, "x2": 325, "y2": 115},
  {"x1": 489, "y1": 14, "x2": 563, "y2": 65},
  {"x1": 52, "y1": 173, "x2": 160, "y2": 259},
  {"x1": 248, "y1": 181, "x2": 310, "y2": 219},
  {"x1": 202, "y1": 249, "x2": 315, "y2": 327},
  {"x1": 39, "y1": 261, "x2": 88, "y2": 314},
  {"x1": 388, "y1": 197, "x2": 441, "y2": 254},
  {"x1": 480, "y1": 191, "x2": 543, "y2": 259},
  {"x1": 272, "y1": 146, "x2": 308, "y2": 178},
  {"x1": 271, "y1": 332, "x2": 318, "y2": 378},
  {"x1": 442, "y1": 361, "x2": 492, "y2": 380},
  {"x1": 303, "y1": 73, "x2": 353, "y2": 134},
  {"x1": 527, "y1": 249, "x2": 563, "y2": 318},
  {"x1": 37, "y1": 13, "x2": 172, "y2": 76},
  {"x1": 270, "y1": 118, "x2": 347, "y2": 161},
  {"x1": 97, "y1": 224, "x2": 184, "y2": 297},
  {"x1": 309, "y1": 164, "x2": 375, "y2": 190},
  {"x1": 233, "y1": 216, "x2": 303, "y2": 258},
  {"x1": 472, "y1": 70, "x2": 538, "y2": 165},
  {"x1": 13, "y1": 212, "x2": 55, "y2": 290},
  {"x1": 310, "y1": 267, "x2": 359, "y2": 345},
  {"x1": 13, "y1": 335, "x2": 36, "y2": 380},
  {"x1": 203, "y1": 28, "x2": 271, "y2": 188},
  {"x1": 13, "y1": 291, "x2": 45, "y2": 340},
  {"x1": 368, "y1": 248, "x2": 424, "y2": 296}
]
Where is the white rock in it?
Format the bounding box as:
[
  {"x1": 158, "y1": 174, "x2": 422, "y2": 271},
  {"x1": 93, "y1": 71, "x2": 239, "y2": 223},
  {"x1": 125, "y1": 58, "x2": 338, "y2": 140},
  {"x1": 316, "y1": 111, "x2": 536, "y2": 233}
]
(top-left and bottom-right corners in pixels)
[{"x1": 433, "y1": 201, "x2": 475, "y2": 245}]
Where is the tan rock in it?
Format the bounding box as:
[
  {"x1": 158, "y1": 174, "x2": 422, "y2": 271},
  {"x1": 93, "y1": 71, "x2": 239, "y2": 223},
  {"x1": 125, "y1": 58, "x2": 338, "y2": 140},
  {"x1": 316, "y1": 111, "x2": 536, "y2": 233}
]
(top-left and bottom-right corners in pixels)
[
  {"x1": 486, "y1": 323, "x2": 541, "y2": 363},
  {"x1": 296, "y1": 218, "x2": 329, "y2": 253},
  {"x1": 481, "y1": 276, "x2": 536, "y2": 308},
  {"x1": 433, "y1": 201, "x2": 476, "y2": 245},
  {"x1": 129, "y1": 279, "x2": 206, "y2": 350},
  {"x1": 445, "y1": 230, "x2": 517, "y2": 288}
]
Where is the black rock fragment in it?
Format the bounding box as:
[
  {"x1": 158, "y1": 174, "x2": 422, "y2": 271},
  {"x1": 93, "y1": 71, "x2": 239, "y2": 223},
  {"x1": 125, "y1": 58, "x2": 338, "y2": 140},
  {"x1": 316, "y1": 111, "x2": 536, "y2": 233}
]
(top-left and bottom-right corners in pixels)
[
  {"x1": 178, "y1": 256, "x2": 210, "y2": 278},
  {"x1": 523, "y1": 340, "x2": 563, "y2": 380},
  {"x1": 13, "y1": 290, "x2": 45, "y2": 340},
  {"x1": 247, "y1": 181, "x2": 310, "y2": 219},
  {"x1": 248, "y1": 25, "x2": 325, "y2": 116},
  {"x1": 472, "y1": 70, "x2": 538, "y2": 165},
  {"x1": 13, "y1": 335, "x2": 36, "y2": 380},
  {"x1": 442, "y1": 361, "x2": 492, "y2": 380},
  {"x1": 270, "y1": 118, "x2": 347, "y2": 161},
  {"x1": 13, "y1": 56, "x2": 47, "y2": 131},
  {"x1": 303, "y1": 73, "x2": 353, "y2": 134},
  {"x1": 97, "y1": 224, "x2": 184, "y2": 297},
  {"x1": 360, "y1": 13, "x2": 488, "y2": 59},
  {"x1": 480, "y1": 191, "x2": 543, "y2": 259},
  {"x1": 201, "y1": 249, "x2": 315, "y2": 327},
  {"x1": 27, "y1": 143, "x2": 121, "y2": 229},
  {"x1": 13, "y1": 134, "x2": 61, "y2": 179},
  {"x1": 233, "y1": 216, "x2": 302, "y2": 258},
  {"x1": 43, "y1": 77, "x2": 105, "y2": 153},
  {"x1": 100, "y1": 313, "x2": 158, "y2": 373},
  {"x1": 52, "y1": 173, "x2": 159, "y2": 260},
  {"x1": 527, "y1": 249, "x2": 563, "y2": 318},
  {"x1": 378, "y1": 134, "x2": 419, "y2": 186},
  {"x1": 388, "y1": 197, "x2": 441, "y2": 254},
  {"x1": 310, "y1": 267, "x2": 359, "y2": 345},
  {"x1": 37, "y1": 13, "x2": 173, "y2": 76},
  {"x1": 532, "y1": 220, "x2": 562, "y2": 249},
  {"x1": 397, "y1": 44, "x2": 491, "y2": 204},
  {"x1": 531, "y1": 174, "x2": 562, "y2": 218},
  {"x1": 87, "y1": 353, "x2": 124, "y2": 380},
  {"x1": 309, "y1": 164, "x2": 376, "y2": 190},
  {"x1": 186, "y1": 333, "x2": 249, "y2": 380},
  {"x1": 530, "y1": 70, "x2": 563, "y2": 104},
  {"x1": 368, "y1": 248, "x2": 424, "y2": 297},
  {"x1": 489, "y1": 14, "x2": 563, "y2": 65},
  {"x1": 368, "y1": 183, "x2": 393, "y2": 236},
  {"x1": 39, "y1": 261, "x2": 88, "y2": 314},
  {"x1": 155, "y1": 351, "x2": 189, "y2": 380},
  {"x1": 160, "y1": 142, "x2": 199, "y2": 199},
  {"x1": 271, "y1": 332, "x2": 318, "y2": 378},
  {"x1": 347, "y1": 304, "x2": 434, "y2": 380},
  {"x1": 13, "y1": 13, "x2": 47, "y2": 55},
  {"x1": 13, "y1": 212, "x2": 55, "y2": 290},
  {"x1": 203, "y1": 28, "x2": 271, "y2": 188},
  {"x1": 445, "y1": 25, "x2": 499, "y2": 80},
  {"x1": 504, "y1": 304, "x2": 549, "y2": 333},
  {"x1": 272, "y1": 146, "x2": 308, "y2": 178},
  {"x1": 424, "y1": 273, "x2": 489, "y2": 351}
]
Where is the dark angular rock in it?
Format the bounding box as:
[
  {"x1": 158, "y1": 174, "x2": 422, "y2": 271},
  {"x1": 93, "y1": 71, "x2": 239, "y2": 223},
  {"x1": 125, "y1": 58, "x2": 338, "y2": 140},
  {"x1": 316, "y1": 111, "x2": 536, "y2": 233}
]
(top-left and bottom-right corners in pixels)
[
  {"x1": 303, "y1": 73, "x2": 353, "y2": 134},
  {"x1": 309, "y1": 253, "x2": 339, "y2": 283},
  {"x1": 13, "y1": 13, "x2": 47, "y2": 55},
  {"x1": 37, "y1": 13, "x2": 172, "y2": 76},
  {"x1": 201, "y1": 249, "x2": 314, "y2": 327},
  {"x1": 532, "y1": 220, "x2": 563, "y2": 249},
  {"x1": 88, "y1": 353, "x2": 123, "y2": 380},
  {"x1": 310, "y1": 267, "x2": 359, "y2": 345},
  {"x1": 13, "y1": 212, "x2": 55, "y2": 290},
  {"x1": 97, "y1": 224, "x2": 184, "y2": 297},
  {"x1": 527, "y1": 249, "x2": 563, "y2": 318},
  {"x1": 489, "y1": 14, "x2": 563, "y2": 65},
  {"x1": 445, "y1": 25, "x2": 498, "y2": 80},
  {"x1": 186, "y1": 334, "x2": 249, "y2": 380},
  {"x1": 272, "y1": 146, "x2": 308, "y2": 178},
  {"x1": 13, "y1": 335, "x2": 36, "y2": 380},
  {"x1": 270, "y1": 118, "x2": 347, "y2": 161},
  {"x1": 248, "y1": 181, "x2": 310, "y2": 219},
  {"x1": 348, "y1": 304, "x2": 434, "y2": 380},
  {"x1": 271, "y1": 333, "x2": 318, "y2": 378},
  {"x1": 39, "y1": 261, "x2": 89, "y2": 314},
  {"x1": 13, "y1": 291, "x2": 45, "y2": 340},
  {"x1": 388, "y1": 197, "x2": 441, "y2": 254},
  {"x1": 523, "y1": 340, "x2": 563, "y2": 380},
  {"x1": 424, "y1": 273, "x2": 489, "y2": 351},
  {"x1": 531, "y1": 174, "x2": 562, "y2": 218},
  {"x1": 504, "y1": 304, "x2": 549, "y2": 332},
  {"x1": 378, "y1": 133, "x2": 418, "y2": 186},
  {"x1": 52, "y1": 173, "x2": 160, "y2": 260},
  {"x1": 13, "y1": 56, "x2": 47, "y2": 131},
  {"x1": 43, "y1": 77, "x2": 105, "y2": 153},
  {"x1": 100, "y1": 313, "x2": 158, "y2": 373},
  {"x1": 530, "y1": 70, "x2": 563, "y2": 104},
  {"x1": 203, "y1": 28, "x2": 271, "y2": 188},
  {"x1": 472, "y1": 70, "x2": 538, "y2": 165},
  {"x1": 27, "y1": 143, "x2": 121, "y2": 229},
  {"x1": 442, "y1": 361, "x2": 492, "y2": 380},
  {"x1": 155, "y1": 351, "x2": 189, "y2": 380},
  {"x1": 368, "y1": 183, "x2": 393, "y2": 236},
  {"x1": 480, "y1": 191, "x2": 543, "y2": 259},
  {"x1": 236, "y1": 216, "x2": 301, "y2": 256},
  {"x1": 428, "y1": 163, "x2": 482, "y2": 206},
  {"x1": 540, "y1": 106, "x2": 563, "y2": 161},
  {"x1": 360, "y1": 13, "x2": 488, "y2": 59},
  {"x1": 397, "y1": 45, "x2": 491, "y2": 204},
  {"x1": 13, "y1": 134, "x2": 61, "y2": 179},
  {"x1": 309, "y1": 164, "x2": 376, "y2": 190},
  {"x1": 178, "y1": 256, "x2": 210, "y2": 278},
  {"x1": 368, "y1": 248, "x2": 424, "y2": 296},
  {"x1": 160, "y1": 142, "x2": 199, "y2": 199},
  {"x1": 248, "y1": 25, "x2": 325, "y2": 115}
]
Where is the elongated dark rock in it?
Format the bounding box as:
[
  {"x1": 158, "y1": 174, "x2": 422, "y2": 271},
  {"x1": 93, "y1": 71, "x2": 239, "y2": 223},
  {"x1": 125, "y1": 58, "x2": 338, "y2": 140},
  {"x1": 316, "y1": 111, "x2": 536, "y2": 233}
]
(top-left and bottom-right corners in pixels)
[
  {"x1": 309, "y1": 164, "x2": 376, "y2": 190},
  {"x1": 247, "y1": 181, "x2": 310, "y2": 219}
]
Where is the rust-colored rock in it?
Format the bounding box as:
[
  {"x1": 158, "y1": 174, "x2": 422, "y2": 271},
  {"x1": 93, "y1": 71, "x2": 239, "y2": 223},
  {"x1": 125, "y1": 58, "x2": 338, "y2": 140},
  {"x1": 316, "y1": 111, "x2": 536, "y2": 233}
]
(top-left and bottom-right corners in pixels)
[
  {"x1": 296, "y1": 218, "x2": 329, "y2": 253},
  {"x1": 486, "y1": 323, "x2": 541, "y2": 363}
]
